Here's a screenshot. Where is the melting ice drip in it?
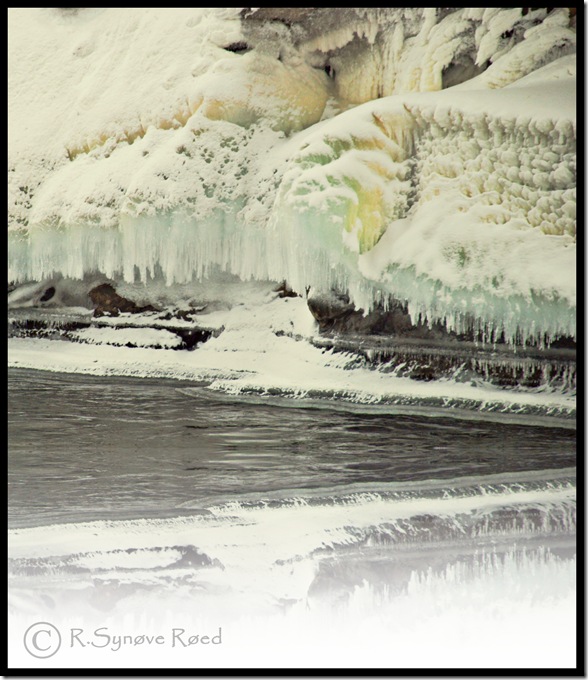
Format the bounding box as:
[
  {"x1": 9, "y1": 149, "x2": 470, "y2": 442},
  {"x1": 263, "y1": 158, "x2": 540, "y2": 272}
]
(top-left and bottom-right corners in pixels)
[{"x1": 7, "y1": 8, "x2": 576, "y2": 348}]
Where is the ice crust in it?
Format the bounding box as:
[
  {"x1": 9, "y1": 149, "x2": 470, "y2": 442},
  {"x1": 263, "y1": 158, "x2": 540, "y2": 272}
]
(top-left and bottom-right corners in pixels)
[{"x1": 8, "y1": 8, "x2": 576, "y2": 346}]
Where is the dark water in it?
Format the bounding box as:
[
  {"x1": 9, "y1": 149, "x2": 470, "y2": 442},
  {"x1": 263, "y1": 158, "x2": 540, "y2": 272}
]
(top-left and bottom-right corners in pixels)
[{"x1": 8, "y1": 368, "x2": 576, "y2": 528}]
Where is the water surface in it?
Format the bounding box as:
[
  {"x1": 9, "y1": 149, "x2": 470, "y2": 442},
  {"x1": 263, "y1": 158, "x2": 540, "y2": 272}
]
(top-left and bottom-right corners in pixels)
[{"x1": 8, "y1": 368, "x2": 576, "y2": 528}]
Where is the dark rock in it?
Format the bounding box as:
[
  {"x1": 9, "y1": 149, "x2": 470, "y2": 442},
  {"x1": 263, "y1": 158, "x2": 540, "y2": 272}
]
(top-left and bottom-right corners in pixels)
[
  {"x1": 174, "y1": 327, "x2": 214, "y2": 350},
  {"x1": 274, "y1": 281, "x2": 299, "y2": 298},
  {"x1": 39, "y1": 286, "x2": 56, "y2": 302},
  {"x1": 305, "y1": 285, "x2": 573, "y2": 391},
  {"x1": 88, "y1": 283, "x2": 158, "y2": 317},
  {"x1": 307, "y1": 290, "x2": 356, "y2": 329},
  {"x1": 224, "y1": 41, "x2": 250, "y2": 53},
  {"x1": 441, "y1": 55, "x2": 487, "y2": 89},
  {"x1": 157, "y1": 307, "x2": 206, "y2": 322},
  {"x1": 307, "y1": 290, "x2": 444, "y2": 338},
  {"x1": 548, "y1": 336, "x2": 577, "y2": 350},
  {"x1": 240, "y1": 7, "x2": 318, "y2": 25}
]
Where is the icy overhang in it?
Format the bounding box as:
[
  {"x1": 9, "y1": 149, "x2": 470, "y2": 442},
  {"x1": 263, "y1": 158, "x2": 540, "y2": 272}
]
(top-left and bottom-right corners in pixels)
[{"x1": 7, "y1": 8, "x2": 576, "y2": 347}]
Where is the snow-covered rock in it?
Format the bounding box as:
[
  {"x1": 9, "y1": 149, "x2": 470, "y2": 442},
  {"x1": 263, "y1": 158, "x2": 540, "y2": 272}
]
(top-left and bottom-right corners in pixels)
[{"x1": 8, "y1": 8, "x2": 576, "y2": 347}]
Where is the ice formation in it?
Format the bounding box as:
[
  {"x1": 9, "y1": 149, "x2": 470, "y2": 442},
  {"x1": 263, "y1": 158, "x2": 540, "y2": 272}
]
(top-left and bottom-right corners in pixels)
[
  {"x1": 7, "y1": 7, "x2": 576, "y2": 347},
  {"x1": 8, "y1": 470, "x2": 577, "y2": 667}
]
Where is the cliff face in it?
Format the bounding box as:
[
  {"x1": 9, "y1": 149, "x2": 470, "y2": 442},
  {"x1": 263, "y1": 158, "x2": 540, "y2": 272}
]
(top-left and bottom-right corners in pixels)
[
  {"x1": 7, "y1": 8, "x2": 576, "y2": 388},
  {"x1": 8, "y1": 7, "x2": 575, "y2": 232}
]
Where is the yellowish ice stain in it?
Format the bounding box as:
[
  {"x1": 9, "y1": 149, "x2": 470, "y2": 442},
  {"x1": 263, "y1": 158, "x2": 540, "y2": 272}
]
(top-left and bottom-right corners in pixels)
[
  {"x1": 335, "y1": 109, "x2": 415, "y2": 253},
  {"x1": 343, "y1": 184, "x2": 386, "y2": 253},
  {"x1": 66, "y1": 96, "x2": 204, "y2": 160},
  {"x1": 65, "y1": 52, "x2": 329, "y2": 160}
]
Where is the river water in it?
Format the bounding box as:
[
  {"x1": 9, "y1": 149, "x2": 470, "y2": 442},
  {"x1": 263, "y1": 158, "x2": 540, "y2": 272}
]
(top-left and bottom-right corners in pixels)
[{"x1": 7, "y1": 367, "x2": 577, "y2": 669}]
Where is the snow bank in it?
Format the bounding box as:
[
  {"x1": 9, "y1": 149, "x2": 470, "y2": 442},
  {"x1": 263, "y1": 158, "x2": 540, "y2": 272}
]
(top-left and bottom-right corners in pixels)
[{"x1": 8, "y1": 295, "x2": 576, "y2": 421}]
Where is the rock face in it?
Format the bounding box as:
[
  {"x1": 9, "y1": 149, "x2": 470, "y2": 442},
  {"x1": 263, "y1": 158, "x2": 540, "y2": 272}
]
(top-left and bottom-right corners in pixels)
[
  {"x1": 39, "y1": 286, "x2": 56, "y2": 302},
  {"x1": 89, "y1": 284, "x2": 158, "y2": 317},
  {"x1": 307, "y1": 290, "x2": 445, "y2": 339},
  {"x1": 306, "y1": 288, "x2": 576, "y2": 389},
  {"x1": 240, "y1": 7, "x2": 318, "y2": 25},
  {"x1": 274, "y1": 281, "x2": 299, "y2": 299}
]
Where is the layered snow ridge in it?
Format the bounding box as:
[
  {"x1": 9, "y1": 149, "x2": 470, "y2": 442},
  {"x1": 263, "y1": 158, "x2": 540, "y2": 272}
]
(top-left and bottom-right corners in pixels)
[{"x1": 8, "y1": 8, "x2": 576, "y2": 347}]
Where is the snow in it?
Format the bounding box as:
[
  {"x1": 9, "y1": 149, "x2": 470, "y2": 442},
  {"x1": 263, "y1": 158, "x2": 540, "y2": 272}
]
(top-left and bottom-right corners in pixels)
[
  {"x1": 7, "y1": 296, "x2": 576, "y2": 421},
  {"x1": 267, "y1": 74, "x2": 575, "y2": 342},
  {"x1": 7, "y1": 552, "x2": 577, "y2": 668},
  {"x1": 7, "y1": 473, "x2": 577, "y2": 667},
  {"x1": 7, "y1": 8, "x2": 577, "y2": 347},
  {"x1": 8, "y1": 478, "x2": 575, "y2": 560},
  {"x1": 7, "y1": 11, "x2": 577, "y2": 670},
  {"x1": 70, "y1": 327, "x2": 183, "y2": 349}
]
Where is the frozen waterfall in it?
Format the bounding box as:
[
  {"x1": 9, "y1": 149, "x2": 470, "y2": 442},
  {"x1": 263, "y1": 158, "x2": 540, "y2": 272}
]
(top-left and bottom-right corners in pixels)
[{"x1": 8, "y1": 7, "x2": 576, "y2": 350}]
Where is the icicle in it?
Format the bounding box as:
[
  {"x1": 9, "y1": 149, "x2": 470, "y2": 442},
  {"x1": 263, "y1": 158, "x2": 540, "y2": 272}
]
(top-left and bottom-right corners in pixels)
[{"x1": 8, "y1": 8, "x2": 576, "y2": 350}]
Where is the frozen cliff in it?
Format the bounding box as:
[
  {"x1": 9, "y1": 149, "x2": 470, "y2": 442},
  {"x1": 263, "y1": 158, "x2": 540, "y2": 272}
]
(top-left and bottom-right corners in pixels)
[{"x1": 8, "y1": 7, "x2": 576, "y2": 351}]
